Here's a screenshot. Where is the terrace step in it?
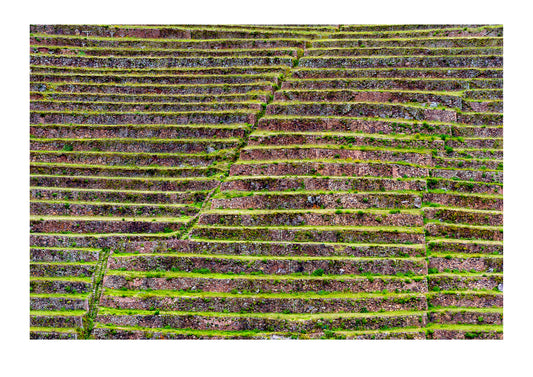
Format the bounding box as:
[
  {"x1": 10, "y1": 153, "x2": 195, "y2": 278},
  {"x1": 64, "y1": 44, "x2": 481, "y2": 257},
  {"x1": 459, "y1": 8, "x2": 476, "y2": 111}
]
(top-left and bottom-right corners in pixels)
[
  {"x1": 30, "y1": 314, "x2": 84, "y2": 328},
  {"x1": 30, "y1": 151, "x2": 230, "y2": 168},
  {"x1": 239, "y1": 147, "x2": 432, "y2": 165},
  {"x1": 118, "y1": 238, "x2": 426, "y2": 258},
  {"x1": 427, "y1": 292, "x2": 503, "y2": 308},
  {"x1": 30, "y1": 65, "x2": 288, "y2": 76},
  {"x1": 31, "y1": 163, "x2": 226, "y2": 179},
  {"x1": 221, "y1": 176, "x2": 426, "y2": 192},
  {"x1": 30, "y1": 201, "x2": 198, "y2": 218},
  {"x1": 425, "y1": 223, "x2": 503, "y2": 241},
  {"x1": 108, "y1": 254, "x2": 427, "y2": 275},
  {"x1": 298, "y1": 56, "x2": 502, "y2": 69},
  {"x1": 30, "y1": 35, "x2": 307, "y2": 49},
  {"x1": 422, "y1": 193, "x2": 502, "y2": 210},
  {"x1": 31, "y1": 91, "x2": 269, "y2": 104},
  {"x1": 305, "y1": 47, "x2": 502, "y2": 57},
  {"x1": 424, "y1": 208, "x2": 502, "y2": 226},
  {"x1": 428, "y1": 274, "x2": 502, "y2": 291},
  {"x1": 30, "y1": 279, "x2": 93, "y2": 294},
  {"x1": 30, "y1": 296, "x2": 89, "y2": 311},
  {"x1": 31, "y1": 46, "x2": 299, "y2": 58},
  {"x1": 94, "y1": 310, "x2": 427, "y2": 332},
  {"x1": 290, "y1": 67, "x2": 502, "y2": 80},
  {"x1": 30, "y1": 262, "x2": 95, "y2": 277},
  {"x1": 30, "y1": 175, "x2": 218, "y2": 192},
  {"x1": 30, "y1": 217, "x2": 189, "y2": 234},
  {"x1": 30, "y1": 100, "x2": 262, "y2": 113},
  {"x1": 281, "y1": 78, "x2": 502, "y2": 91},
  {"x1": 426, "y1": 325, "x2": 503, "y2": 340},
  {"x1": 30, "y1": 110, "x2": 257, "y2": 125},
  {"x1": 30, "y1": 246, "x2": 99, "y2": 262},
  {"x1": 247, "y1": 131, "x2": 445, "y2": 150},
  {"x1": 103, "y1": 273, "x2": 428, "y2": 294},
  {"x1": 33, "y1": 137, "x2": 238, "y2": 153},
  {"x1": 30, "y1": 329, "x2": 78, "y2": 339},
  {"x1": 267, "y1": 102, "x2": 457, "y2": 122},
  {"x1": 311, "y1": 37, "x2": 502, "y2": 49},
  {"x1": 30, "y1": 24, "x2": 327, "y2": 39},
  {"x1": 31, "y1": 72, "x2": 280, "y2": 85},
  {"x1": 430, "y1": 168, "x2": 502, "y2": 184},
  {"x1": 211, "y1": 193, "x2": 422, "y2": 210},
  {"x1": 427, "y1": 240, "x2": 502, "y2": 255},
  {"x1": 30, "y1": 124, "x2": 249, "y2": 139},
  {"x1": 428, "y1": 256, "x2": 503, "y2": 273},
  {"x1": 275, "y1": 89, "x2": 462, "y2": 108},
  {"x1": 30, "y1": 233, "x2": 189, "y2": 249},
  {"x1": 198, "y1": 210, "x2": 423, "y2": 228},
  {"x1": 31, "y1": 81, "x2": 273, "y2": 95},
  {"x1": 30, "y1": 187, "x2": 207, "y2": 205},
  {"x1": 30, "y1": 55, "x2": 295, "y2": 69},
  {"x1": 229, "y1": 161, "x2": 429, "y2": 178},
  {"x1": 329, "y1": 26, "x2": 502, "y2": 39},
  {"x1": 99, "y1": 291, "x2": 427, "y2": 314},
  {"x1": 463, "y1": 89, "x2": 502, "y2": 100},
  {"x1": 257, "y1": 117, "x2": 453, "y2": 135}
]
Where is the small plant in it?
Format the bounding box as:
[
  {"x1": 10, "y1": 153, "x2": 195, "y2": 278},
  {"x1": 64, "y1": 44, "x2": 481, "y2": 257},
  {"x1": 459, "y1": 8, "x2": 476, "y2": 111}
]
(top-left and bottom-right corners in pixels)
[
  {"x1": 62, "y1": 144, "x2": 73, "y2": 151},
  {"x1": 311, "y1": 268, "x2": 324, "y2": 276}
]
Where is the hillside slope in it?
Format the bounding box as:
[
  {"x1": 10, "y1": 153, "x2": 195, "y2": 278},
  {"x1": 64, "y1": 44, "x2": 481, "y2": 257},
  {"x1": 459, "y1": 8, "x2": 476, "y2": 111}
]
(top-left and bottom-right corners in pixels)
[{"x1": 29, "y1": 24, "x2": 503, "y2": 339}]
